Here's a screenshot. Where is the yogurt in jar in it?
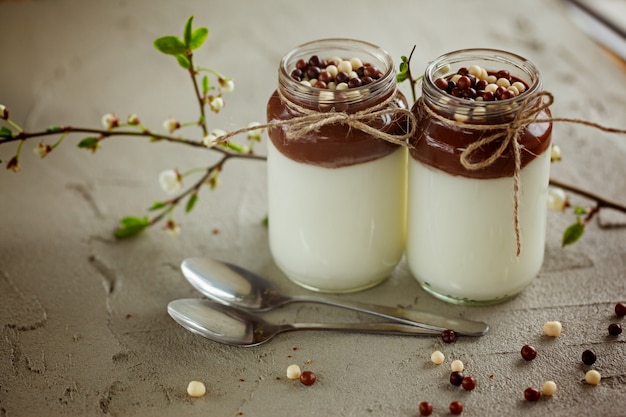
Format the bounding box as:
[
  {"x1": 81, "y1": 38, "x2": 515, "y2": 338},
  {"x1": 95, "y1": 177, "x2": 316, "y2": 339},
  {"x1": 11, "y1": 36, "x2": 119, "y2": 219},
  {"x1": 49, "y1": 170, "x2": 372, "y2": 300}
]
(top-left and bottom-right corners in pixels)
[{"x1": 266, "y1": 39, "x2": 409, "y2": 293}]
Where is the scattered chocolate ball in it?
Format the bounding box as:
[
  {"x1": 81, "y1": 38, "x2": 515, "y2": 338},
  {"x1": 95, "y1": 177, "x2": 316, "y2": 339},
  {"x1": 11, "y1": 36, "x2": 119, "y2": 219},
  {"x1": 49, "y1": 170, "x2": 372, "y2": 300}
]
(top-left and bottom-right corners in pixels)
[
  {"x1": 524, "y1": 387, "x2": 541, "y2": 402},
  {"x1": 608, "y1": 323, "x2": 622, "y2": 336},
  {"x1": 286, "y1": 364, "x2": 301, "y2": 380},
  {"x1": 542, "y1": 380, "x2": 557, "y2": 396},
  {"x1": 450, "y1": 371, "x2": 464, "y2": 386},
  {"x1": 615, "y1": 302, "x2": 626, "y2": 317},
  {"x1": 450, "y1": 359, "x2": 464, "y2": 372},
  {"x1": 582, "y1": 349, "x2": 597, "y2": 365},
  {"x1": 449, "y1": 401, "x2": 464, "y2": 415},
  {"x1": 418, "y1": 401, "x2": 433, "y2": 416},
  {"x1": 521, "y1": 344, "x2": 538, "y2": 361},
  {"x1": 186, "y1": 381, "x2": 206, "y2": 398},
  {"x1": 461, "y1": 376, "x2": 477, "y2": 391},
  {"x1": 543, "y1": 321, "x2": 562, "y2": 337},
  {"x1": 299, "y1": 370, "x2": 317, "y2": 386},
  {"x1": 430, "y1": 350, "x2": 445, "y2": 365},
  {"x1": 441, "y1": 329, "x2": 456, "y2": 344},
  {"x1": 585, "y1": 370, "x2": 601, "y2": 385}
]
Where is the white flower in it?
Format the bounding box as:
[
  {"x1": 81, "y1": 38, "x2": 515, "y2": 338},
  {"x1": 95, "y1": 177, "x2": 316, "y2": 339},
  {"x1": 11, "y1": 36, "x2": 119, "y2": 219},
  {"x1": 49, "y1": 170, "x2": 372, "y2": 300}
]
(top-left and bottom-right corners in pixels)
[
  {"x1": 33, "y1": 142, "x2": 51, "y2": 158},
  {"x1": 162, "y1": 116, "x2": 180, "y2": 133},
  {"x1": 158, "y1": 169, "x2": 182, "y2": 194},
  {"x1": 547, "y1": 187, "x2": 568, "y2": 212},
  {"x1": 165, "y1": 220, "x2": 181, "y2": 237},
  {"x1": 203, "y1": 128, "x2": 227, "y2": 148},
  {"x1": 219, "y1": 78, "x2": 234, "y2": 93},
  {"x1": 101, "y1": 113, "x2": 119, "y2": 130},
  {"x1": 550, "y1": 144, "x2": 562, "y2": 162},
  {"x1": 209, "y1": 96, "x2": 224, "y2": 113},
  {"x1": 127, "y1": 114, "x2": 140, "y2": 125},
  {"x1": 0, "y1": 104, "x2": 8, "y2": 119},
  {"x1": 246, "y1": 122, "x2": 264, "y2": 141}
]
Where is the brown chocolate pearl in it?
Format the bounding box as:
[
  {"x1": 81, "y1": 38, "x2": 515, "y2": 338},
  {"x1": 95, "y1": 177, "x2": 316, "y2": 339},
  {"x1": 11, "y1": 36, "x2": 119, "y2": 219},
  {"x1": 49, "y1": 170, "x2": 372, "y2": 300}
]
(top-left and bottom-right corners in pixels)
[
  {"x1": 449, "y1": 401, "x2": 464, "y2": 415},
  {"x1": 608, "y1": 323, "x2": 623, "y2": 336},
  {"x1": 457, "y1": 76, "x2": 471, "y2": 90},
  {"x1": 434, "y1": 77, "x2": 449, "y2": 90},
  {"x1": 306, "y1": 66, "x2": 321, "y2": 80},
  {"x1": 348, "y1": 77, "x2": 362, "y2": 88},
  {"x1": 521, "y1": 344, "x2": 537, "y2": 361},
  {"x1": 335, "y1": 72, "x2": 350, "y2": 84},
  {"x1": 299, "y1": 370, "x2": 316, "y2": 386},
  {"x1": 450, "y1": 371, "x2": 464, "y2": 386},
  {"x1": 318, "y1": 71, "x2": 332, "y2": 83},
  {"x1": 296, "y1": 59, "x2": 308, "y2": 71},
  {"x1": 524, "y1": 387, "x2": 541, "y2": 402},
  {"x1": 308, "y1": 55, "x2": 322, "y2": 67},
  {"x1": 616, "y1": 302, "x2": 626, "y2": 317},
  {"x1": 418, "y1": 401, "x2": 433, "y2": 416}
]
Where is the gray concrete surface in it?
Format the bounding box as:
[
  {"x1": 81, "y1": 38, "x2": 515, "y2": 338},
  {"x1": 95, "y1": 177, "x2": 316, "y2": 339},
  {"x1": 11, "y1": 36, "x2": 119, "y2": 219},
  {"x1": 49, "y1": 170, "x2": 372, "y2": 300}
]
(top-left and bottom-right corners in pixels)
[{"x1": 1, "y1": 0, "x2": 625, "y2": 416}]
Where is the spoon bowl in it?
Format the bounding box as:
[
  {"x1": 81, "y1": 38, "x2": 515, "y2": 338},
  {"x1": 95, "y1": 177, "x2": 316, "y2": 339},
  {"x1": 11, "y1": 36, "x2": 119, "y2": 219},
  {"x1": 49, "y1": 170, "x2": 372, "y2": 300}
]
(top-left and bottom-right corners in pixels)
[
  {"x1": 167, "y1": 298, "x2": 441, "y2": 347},
  {"x1": 181, "y1": 257, "x2": 489, "y2": 336}
]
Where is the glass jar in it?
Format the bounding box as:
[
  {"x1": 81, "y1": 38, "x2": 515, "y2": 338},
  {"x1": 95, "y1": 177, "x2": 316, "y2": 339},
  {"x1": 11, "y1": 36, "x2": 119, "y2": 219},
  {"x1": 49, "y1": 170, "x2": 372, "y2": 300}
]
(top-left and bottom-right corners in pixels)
[
  {"x1": 406, "y1": 49, "x2": 552, "y2": 305},
  {"x1": 266, "y1": 38, "x2": 408, "y2": 293}
]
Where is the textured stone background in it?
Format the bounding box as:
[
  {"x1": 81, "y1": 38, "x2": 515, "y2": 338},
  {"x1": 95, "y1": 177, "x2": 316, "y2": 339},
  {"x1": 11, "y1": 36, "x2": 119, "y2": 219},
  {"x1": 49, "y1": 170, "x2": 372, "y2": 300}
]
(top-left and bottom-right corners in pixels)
[{"x1": 1, "y1": 0, "x2": 625, "y2": 416}]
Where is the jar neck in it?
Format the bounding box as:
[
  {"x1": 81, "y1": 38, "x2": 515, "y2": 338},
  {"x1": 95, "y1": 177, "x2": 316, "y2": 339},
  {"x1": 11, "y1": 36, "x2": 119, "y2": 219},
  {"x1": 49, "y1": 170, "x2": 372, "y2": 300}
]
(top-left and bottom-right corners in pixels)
[
  {"x1": 278, "y1": 38, "x2": 396, "y2": 113},
  {"x1": 421, "y1": 48, "x2": 543, "y2": 122}
]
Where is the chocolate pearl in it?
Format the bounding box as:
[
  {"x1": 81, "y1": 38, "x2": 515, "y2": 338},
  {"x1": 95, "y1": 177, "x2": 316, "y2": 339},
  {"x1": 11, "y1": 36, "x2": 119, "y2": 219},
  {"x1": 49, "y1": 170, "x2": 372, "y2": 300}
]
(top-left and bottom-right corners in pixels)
[
  {"x1": 467, "y1": 74, "x2": 476, "y2": 86},
  {"x1": 450, "y1": 87, "x2": 462, "y2": 97},
  {"x1": 499, "y1": 89, "x2": 514, "y2": 100},
  {"x1": 363, "y1": 66, "x2": 378, "y2": 78},
  {"x1": 461, "y1": 376, "x2": 477, "y2": 391},
  {"x1": 314, "y1": 80, "x2": 328, "y2": 89},
  {"x1": 306, "y1": 66, "x2": 321, "y2": 80},
  {"x1": 608, "y1": 323, "x2": 622, "y2": 336},
  {"x1": 495, "y1": 86, "x2": 507, "y2": 98},
  {"x1": 290, "y1": 69, "x2": 303, "y2": 81},
  {"x1": 335, "y1": 71, "x2": 350, "y2": 84},
  {"x1": 496, "y1": 70, "x2": 510, "y2": 80},
  {"x1": 524, "y1": 387, "x2": 541, "y2": 402},
  {"x1": 447, "y1": 80, "x2": 457, "y2": 90},
  {"x1": 299, "y1": 370, "x2": 316, "y2": 386},
  {"x1": 521, "y1": 344, "x2": 537, "y2": 361},
  {"x1": 435, "y1": 77, "x2": 449, "y2": 90},
  {"x1": 582, "y1": 349, "x2": 597, "y2": 365},
  {"x1": 296, "y1": 59, "x2": 308, "y2": 71},
  {"x1": 615, "y1": 302, "x2": 626, "y2": 317},
  {"x1": 441, "y1": 329, "x2": 456, "y2": 343},
  {"x1": 482, "y1": 91, "x2": 495, "y2": 101},
  {"x1": 475, "y1": 80, "x2": 488, "y2": 91},
  {"x1": 456, "y1": 76, "x2": 471, "y2": 90},
  {"x1": 418, "y1": 401, "x2": 433, "y2": 416},
  {"x1": 318, "y1": 71, "x2": 332, "y2": 83},
  {"x1": 348, "y1": 77, "x2": 362, "y2": 88},
  {"x1": 361, "y1": 76, "x2": 374, "y2": 85},
  {"x1": 450, "y1": 371, "x2": 464, "y2": 386},
  {"x1": 449, "y1": 401, "x2": 463, "y2": 415},
  {"x1": 457, "y1": 67, "x2": 469, "y2": 76},
  {"x1": 308, "y1": 55, "x2": 322, "y2": 67},
  {"x1": 356, "y1": 66, "x2": 366, "y2": 77}
]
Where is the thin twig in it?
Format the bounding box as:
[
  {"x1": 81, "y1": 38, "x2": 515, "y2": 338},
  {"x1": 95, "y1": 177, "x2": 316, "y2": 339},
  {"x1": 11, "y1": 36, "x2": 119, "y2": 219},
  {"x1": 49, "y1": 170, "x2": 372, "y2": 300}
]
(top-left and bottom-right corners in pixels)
[{"x1": 549, "y1": 177, "x2": 626, "y2": 213}]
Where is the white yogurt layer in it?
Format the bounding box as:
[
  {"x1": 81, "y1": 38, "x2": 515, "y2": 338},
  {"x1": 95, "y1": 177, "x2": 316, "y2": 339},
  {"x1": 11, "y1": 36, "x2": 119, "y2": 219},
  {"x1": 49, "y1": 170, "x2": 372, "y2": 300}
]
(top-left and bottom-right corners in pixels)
[
  {"x1": 267, "y1": 142, "x2": 406, "y2": 293},
  {"x1": 406, "y1": 149, "x2": 551, "y2": 303}
]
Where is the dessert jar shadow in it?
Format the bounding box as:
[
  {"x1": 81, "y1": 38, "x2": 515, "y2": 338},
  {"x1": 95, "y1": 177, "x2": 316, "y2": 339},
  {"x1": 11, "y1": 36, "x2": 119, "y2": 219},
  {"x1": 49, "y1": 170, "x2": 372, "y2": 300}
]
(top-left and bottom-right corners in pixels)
[
  {"x1": 406, "y1": 49, "x2": 552, "y2": 305},
  {"x1": 266, "y1": 38, "x2": 409, "y2": 293}
]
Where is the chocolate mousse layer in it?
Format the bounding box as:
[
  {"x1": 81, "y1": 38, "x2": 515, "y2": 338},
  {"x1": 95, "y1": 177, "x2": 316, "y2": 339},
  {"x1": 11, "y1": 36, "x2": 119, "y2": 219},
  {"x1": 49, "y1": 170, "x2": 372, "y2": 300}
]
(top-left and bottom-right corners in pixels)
[
  {"x1": 409, "y1": 98, "x2": 552, "y2": 179},
  {"x1": 267, "y1": 90, "x2": 408, "y2": 168}
]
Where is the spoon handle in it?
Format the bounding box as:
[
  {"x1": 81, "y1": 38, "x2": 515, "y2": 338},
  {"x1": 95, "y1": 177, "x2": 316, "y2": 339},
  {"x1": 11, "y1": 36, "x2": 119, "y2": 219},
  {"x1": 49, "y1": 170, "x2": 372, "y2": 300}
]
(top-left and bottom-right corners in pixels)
[
  {"x1": 289, "y1": 296, "x2": 488, "y2": 336},
  {"x1": 283, "y1": 322, "x2": 442, "y2": 336}
]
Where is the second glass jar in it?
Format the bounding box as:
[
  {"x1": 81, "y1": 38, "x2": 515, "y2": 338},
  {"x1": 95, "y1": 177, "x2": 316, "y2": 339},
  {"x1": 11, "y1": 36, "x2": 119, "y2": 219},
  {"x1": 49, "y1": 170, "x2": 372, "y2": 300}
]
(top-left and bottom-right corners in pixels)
[{"x1": 266, "y1": 39, "x2": 408, "y2": 293}]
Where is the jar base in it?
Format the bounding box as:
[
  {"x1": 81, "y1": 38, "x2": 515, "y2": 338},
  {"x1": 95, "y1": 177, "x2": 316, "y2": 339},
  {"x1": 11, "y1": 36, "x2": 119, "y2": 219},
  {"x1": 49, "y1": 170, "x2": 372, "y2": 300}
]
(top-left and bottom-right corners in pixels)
[
  {"x1": 418, "y1": 281, "x2": 521, "y2": 306},
  {"x1": 279, "y1": 267, "x2": 389, "y2": 294}
]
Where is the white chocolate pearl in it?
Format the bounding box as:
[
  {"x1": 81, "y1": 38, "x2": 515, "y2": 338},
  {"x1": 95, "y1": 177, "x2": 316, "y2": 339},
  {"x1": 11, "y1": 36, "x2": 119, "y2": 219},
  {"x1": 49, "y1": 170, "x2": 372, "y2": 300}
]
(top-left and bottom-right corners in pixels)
[
  {"x1": 507, "y1": 85, "x2": 520, "y2": 96},
  {"x1": 337, "y1": 60, "x2": 352, "y2": 74},
  {"x1": 450, "y1": 74, "x2": 462, "y2": 83},
  {"x1": 439, "y1": 63, "x2": 451, "y2": 75},
  {"x1": 454, "y1": 112, "x2": 469, "y2": 122},
  {"x1": 326, "y1": 65, "x2": 338, "y2": 78},
  {"x1": 585, "y1": 370, "x2": 601, "y2": 385},
  {"x1": 496, "y1": 77, "x2": 511, "y2": 88},
  {"x1": 543, "y1": 321, "x2": 562, "y2": 337},
  {"x1": 468, "y1": 65, "x2": 482, "y2": 77},
  {"x1": 431, "y1": 350, "x2": 445, "y2": 365},
  {"x1": 479, "y1": 68, "x2": 489, "y2": 81},
  {"x1": 329, "y1": 56, "x2": 343, "y2": 66},
  {"x1": 187, "y1": 381, "x2": 206, "y2": 397},
  {"x1": 336, "y1": 82, "x2": 349, "y2": 90},
  {"x1": 286, "y1": 364, "x2": 302, "y2": 380},
  {"x1": 485, "y1": 83, "x2": 499, "y2": 93},
  {"x1": 327, "y1": 81, "x2": 337, "y2": 90},
  {"x1": 300, "y1": 80, "x2": 311, "y2": 87},
  {"x1": 542, "y1": 380, "x2": 557, "y2": 396},
  {"x1": 309, "y1": 78, "x2": 318, "y2": 87},
  {"x1": 486, "y1": 75, "x2": 498, "y2": 83},
  {"x1": 512, "y1": 81, "x2": 526, "y2": 93},
  {"x1": 349, "y1": 57, "x2": 363, "y2": 71},
  {"x1": 349, "y1": 70, "x2": 358, "y2": 79},
  {"x1": 450, "y1": 359, "x2": 464, "y2": 372}
]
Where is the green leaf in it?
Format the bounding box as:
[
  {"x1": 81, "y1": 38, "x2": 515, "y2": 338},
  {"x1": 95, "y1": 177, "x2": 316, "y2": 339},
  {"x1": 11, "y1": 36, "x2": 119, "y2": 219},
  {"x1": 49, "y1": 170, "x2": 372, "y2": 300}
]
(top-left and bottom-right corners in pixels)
[
  {"x1": 185, "y1": 193, "x2": 198, "y2": 213},
  {"x1": 0, "y1": 126, "x2": 12, "y2": 138},
  {"x1": 184, "y1": 16, "x2": 194, "y2": 47},
  {"x1": 115, "y1": 216, "x2": 150, "y2": 238},
  {"x1": 399, "y1": 62, "x2": 409, "y2": 74},
  {"x1": 562, "y1": 221, "x2": 585, "y2": 247},
  {"x1": 176, "y1": 54, "x2": 191, "y2": 69},
  {"x1": 149, "y1": 201, "x2": 167, "y2": 211},
  {"x1": 153, "y1": 36, "x2": 186, "y2": 56},
  {"x1": 573, "y1": 206, "x2": 588, "y2": 215},
  {"x1": 46, "y1": 125, "x2": 62, "y2": 133},
  {"x1": 202, "y1": 75, "x2": 210, "y2": 95},
  {"x1": 396, "y1": 72, "x2": 409, "y2": 83},
  {"x1": 77, "y1": 137, "x2": 99, "y2": 152},
  {"x1": 189, "y1": 27, "x2": 208, "y2": 50},
  {"x1": 261, "y1": 215, "x2": 268, "y2": 227}
]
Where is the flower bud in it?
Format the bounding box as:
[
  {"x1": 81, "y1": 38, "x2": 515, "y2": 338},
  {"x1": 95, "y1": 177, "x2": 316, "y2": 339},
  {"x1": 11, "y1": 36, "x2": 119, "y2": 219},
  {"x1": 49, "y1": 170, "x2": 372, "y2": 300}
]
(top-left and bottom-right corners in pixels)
[
  {"x1": 246, "y1": 122, "x2": 264, "y2": 141},
  {"x1": 550, "y1": 144, "x2": 562, "y2": 162},
  {"x1": 547, "y1": 187, "x2": 568, "y2": 212},
  {"x1": 6, "y1": 156, "x2": 19, "y2": 172},
  {"x1": 158, "y1": 169, "x2": 182, "y2": 194},
  {"x1": 165, "y1": 220, "x2": 181, "y2": 236},
  {"x1": 163, "y1": 116, "x2": 180, "y2": 133},
  {"x1": 101, "y1": 113, "x2": 119, "y2": 130},
  {"x1": 127, "y1": 114, "x2": 140, "y2": 125},
  {"x1": 0, "y1": 104, "x2": 8, "y2": 120},
  {"x1": 203, "y1": 128, "x2": 226, "y2": 148},
  {"x1": 209, "y1": 96, "x2": 224, "y2": 113},
  {"x1": 219, "y1": 78, "x2": 234, "y2": 93},
  {"x1": 33, "y1": 142, "x2": 52, "y2": 158}
]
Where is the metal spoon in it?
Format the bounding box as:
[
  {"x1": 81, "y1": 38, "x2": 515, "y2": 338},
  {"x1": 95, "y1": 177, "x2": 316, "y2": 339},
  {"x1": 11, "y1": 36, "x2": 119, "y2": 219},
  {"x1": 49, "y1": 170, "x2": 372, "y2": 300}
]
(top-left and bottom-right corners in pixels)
[
  {"x1": 168, "y1": 298, "x2": 442, "y2": 347},
  {"x1": 180, "y1": 257, "x2": 489, "y2": 336}
]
